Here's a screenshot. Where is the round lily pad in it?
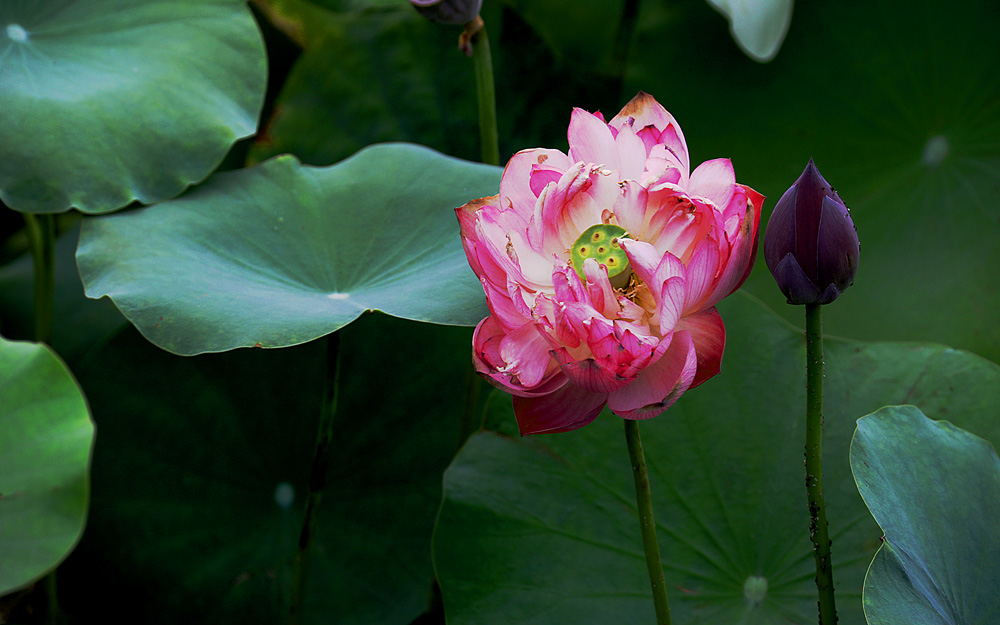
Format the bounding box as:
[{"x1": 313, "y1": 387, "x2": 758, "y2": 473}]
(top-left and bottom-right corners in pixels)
[
  {"x1": 0, "y1": 0, "x2": 266, "y2": 214},
  {"x1": 433, "y1": 293, "x2": 1000, "y2": 624},
  {"x1": 77, "y1": 143, "x2": 500, "y2": 355},
  {"x1": 0, "y1": 335, "x2": 94, "y2": 594},
  {"x1": 851, "y1": 406, "x2": 1000, "y2": 625}
]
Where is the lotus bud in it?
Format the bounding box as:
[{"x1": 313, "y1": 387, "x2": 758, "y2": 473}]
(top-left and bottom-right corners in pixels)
[
  {"x1": 763, "y1": 159, "x2": 860, "y2": 305},
  {"x1": 409, "y1": 0, "x2": 482, "y2": 25}
]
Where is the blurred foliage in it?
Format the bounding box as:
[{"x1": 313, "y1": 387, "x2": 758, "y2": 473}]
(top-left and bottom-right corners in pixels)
[{"x1": 56, "y1": 314, "x2": 472, "y2": 625}]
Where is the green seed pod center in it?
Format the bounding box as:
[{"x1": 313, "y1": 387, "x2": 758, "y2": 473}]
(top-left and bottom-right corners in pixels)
[{"x1": 570, "y1": 224, "x2": 631, "y2": 287}]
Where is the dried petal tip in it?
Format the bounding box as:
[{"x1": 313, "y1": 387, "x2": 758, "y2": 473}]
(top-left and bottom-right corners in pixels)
[
  {"x1": 409, "y1": 0, "x2": 482, "y2": 24},
  {"x1": 762, "y1": 159, "x2": 860, "y2": 305}
]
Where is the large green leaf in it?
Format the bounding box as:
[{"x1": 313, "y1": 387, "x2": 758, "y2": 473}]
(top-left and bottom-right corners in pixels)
[
  {"x1": 0, "y1": 335, "x2": 94, "y2": 594},
  {"x1": 76, "y1": 143, "x2": 499, "y2": 356},
  {"x1": 851, "y1": 406, "x2": 1000, "y2": 625},
  {"x1": 0, "y1": 0, "x2": 266, "y2": 214},
  {"x1": 60, "y1": 314, "x2": 472, "y2": 625},
  {"x1": 433, "y1": 293, "x2": 1000, "y2": 625},
  {"x1": 626, "y1": 0, "x2": 1000, "y2": 362}
]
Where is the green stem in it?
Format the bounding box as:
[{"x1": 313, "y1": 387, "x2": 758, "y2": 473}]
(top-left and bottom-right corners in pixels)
[
  {"x1": 457, "y1": 364, "x2": 484, "y2": 448},
  {"x1": 611, "y1": 0, "x2": 640, "y2": 80},
  {"x1": 23, "y1": 213, "x2": 56, "y2": 344},
  {"x1": 805, "y1": 303, "x2": 837, "y2": 624},
  {"x1": 624, "y1": 419, "x2": 672, "y2": 625},
  {"x1": 289, "y1": 331, "x2": 342, "y2": 625},
  {"x1": 469, "y1": 21, "x2": 499, "y2": 167},
  {"x1": 44, "y1": 568, "x2": 59, "y2": 625}
]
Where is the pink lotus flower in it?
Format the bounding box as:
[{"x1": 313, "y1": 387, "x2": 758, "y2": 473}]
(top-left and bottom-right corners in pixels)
[{"x1": 457, "y1": 92, "x2": 764, "y2": 435}]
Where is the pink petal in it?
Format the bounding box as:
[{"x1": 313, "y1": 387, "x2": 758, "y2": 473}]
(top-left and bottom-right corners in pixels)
[
  {"x1": 473, "y1": 317, "x2": 564, "y2": 397},
  {"x1": 682, "y1": 240, "x2": 721, "y2": 313},
  {"x1": 587, "y1": 323, "x2": 657, "y2": 381},
  {"x1": 552, "y1": 265, "x2": 587, "y2": 304},
  {"x1": 658, "y1": 276, "x2": 685, "y2": 333},
  {"x1": 477, "y1": 210, "x2": 551, "y2": 289},
  {"x1": 471, "y1": 237, "x2": 510, "y2": 291},
  {"x1": 644, "y1": 192, "x2": 716, "y2": 263},
  {"x1": 606, "y1": 330, "x2": 697, "y2": 419},
  {"x1": 619, "y1": 239, "x2": 662, "y2": 287},
  {"x1": 582, "y1": 258, "x2": 618, "y2": 318},
  {"x1": 656, "y1": 124, "x2": 690, "y2": 179},
  {"x1": 612, "y1": 180, "x2": 648, "y2": 238},
  {"x1": 613, "y1": 122, "x2": 647, "y2": 181},
  {"x1": 500, "y1": 149, "x2": 571, "y2": 215},
  {"x1": 529, "y1": 165, "x2": 564, "y2": 198},
  {"x1": 707, "y1": 185, "x2": 764, "y2": 303},
  {"x1": 620, "y1": 239, "x2": 684, "y2": 294},
  {"x1": 512, "y1": 382, "x2": 607, "y2": 435},
  {"x1": 567, "y1": 108, "x2": 619, "y2": 170},
  {"x1": 610, "y1": 93, "x2": 685, "y2": 144},
  {"x1": 533, "y1": 162, "x2": 608, "y2": 255},
  {"x1": 552, "y1": 302, "x2": 583, "y2": 348},
  {"x1": 640, "y1": 158, "x2": 679, "y2": 188},
  {"x1": 505, "y1": 281, "x2": 535, "y2": 319},
  {"x1": 616, "y1": 297, "x2": 648, "y2": 326},
  {"x1": 500, "y1": 322, "x2": 558, "y2": 388},
  {"x1": 612, "y1": 324, "x2": 659, "y2": 378},
  {"x1": 481, "y1": 277, "x2": 528, "y2": 331},
  {"x1": 688, "y1": 158, "x2": 736, "y2": 211},
  {"x1": 610, "y1": 93, "x2": 690, "y2": 177},
  {"x1": 455, "y1": 196, "x2": 496, "y2": 273},
  {"x1": 675, "y1": 307, "x2": 725, "y2": 389},
  {"x1": 553, "y1": 346, "x2": 630, "y2": 393},
  {"x1": 554, "y1": 301, "x2": 599, "y2": 349}
]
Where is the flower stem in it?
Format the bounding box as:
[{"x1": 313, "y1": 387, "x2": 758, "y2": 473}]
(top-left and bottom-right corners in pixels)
[
  {"x1": 611, "y1": 0, "x2": 640, "y2": 79},
  {"x1": 624, "y1": 419, "x2": 672, "y2": 625},
  {"x1": 289, "y1": 331, "x2": 342, "y2": 625},
  {"x1": 468, "y1": 19, "x2": 499, "y2": 167},
  {"x1": 457, "y1": 364, "x2": 484, "y2": 448},
  {"x1": 23, "y1": 213, "x2": 56, "y2": 344},
  {"x1": 805, "y1": 303, "x2": 837, "y2": 624}
]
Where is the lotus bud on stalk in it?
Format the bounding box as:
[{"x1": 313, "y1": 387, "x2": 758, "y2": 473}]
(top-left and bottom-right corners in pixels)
[
  {"x1": 762, "y1": 159, "x2": 860, "y2": 305},
  {"x1": 763, "y1": 159, "x2": 859, "y2": 625}
]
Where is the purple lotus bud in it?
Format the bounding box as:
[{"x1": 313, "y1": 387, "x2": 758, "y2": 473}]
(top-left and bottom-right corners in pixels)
[
  {"x1": 409, "y1": 0, "x2": 482, "y2": 25},
  {"x1": 763, "y1": 159, "x2": 860, "y2": 305}
]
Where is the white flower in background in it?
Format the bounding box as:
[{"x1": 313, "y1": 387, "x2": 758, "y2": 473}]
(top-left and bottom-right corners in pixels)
[{"x1": 706, "y1": 0, "x2": 794, "y2": 62}]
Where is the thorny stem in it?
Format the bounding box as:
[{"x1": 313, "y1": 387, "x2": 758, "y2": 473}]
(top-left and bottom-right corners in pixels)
[
  {"x1": 467, "y1": 18, "x2": 500, "y2": 167},
  {"x1": 23, "y1": 213, "x2": 55, "y2": 344},
  {"x1": 289, "y1": 331, "x2": 342, "y2": 625},
  {"x1": 624, "y1": 419, "x2": 672, "y2": 625},
  {"x1": 805, "y1": 303, "x2": 837, "y2": 624}
]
